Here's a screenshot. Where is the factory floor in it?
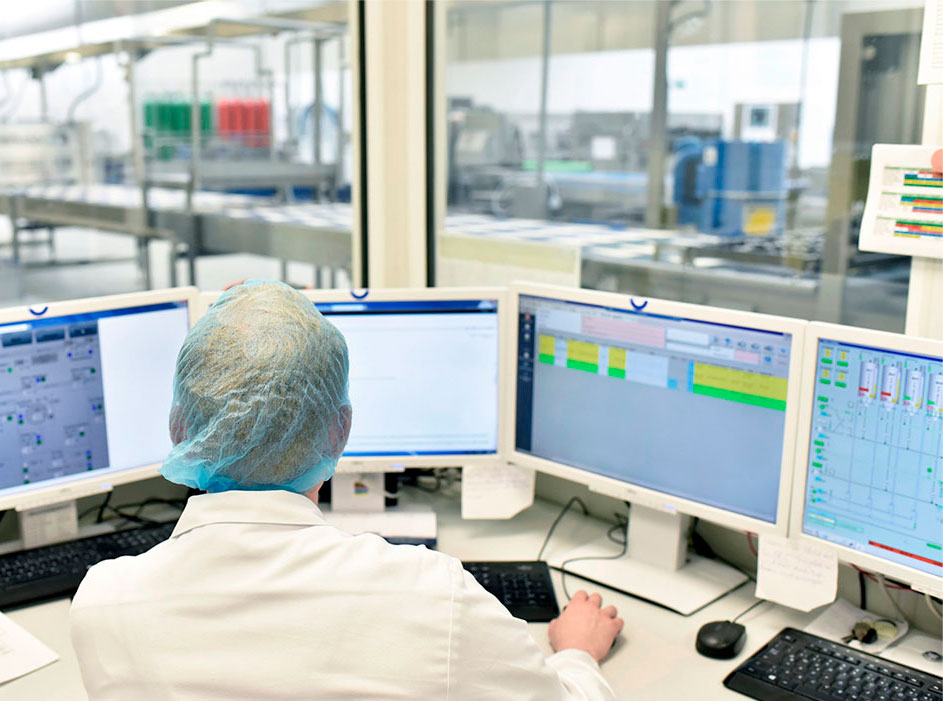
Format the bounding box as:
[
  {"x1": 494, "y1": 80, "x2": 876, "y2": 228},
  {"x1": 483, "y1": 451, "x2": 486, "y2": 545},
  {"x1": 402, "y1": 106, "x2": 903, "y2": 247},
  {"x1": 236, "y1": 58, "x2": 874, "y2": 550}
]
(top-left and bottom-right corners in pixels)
[{"x1": 0, "y1": 220, "x2": 349, "y2": 307}]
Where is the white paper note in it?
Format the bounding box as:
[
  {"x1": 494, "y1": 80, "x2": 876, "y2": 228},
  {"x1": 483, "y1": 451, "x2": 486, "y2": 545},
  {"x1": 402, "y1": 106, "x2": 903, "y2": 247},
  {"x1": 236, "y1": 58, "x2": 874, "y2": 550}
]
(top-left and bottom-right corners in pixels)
[
  {"x1": 755, "y1": 535, "x2": 838, "y2": 612},
  {"x1": 859, "y1": 145, "x2": 943, "y2": 259},
  {"x1": 0, "y1": 613, "x2": 59, "y2": 684},
  {"x1": 461, "y1": 463, "x2": 535, "y2": 520},
  {"x1": 918, "y1": 0, "x2": 943, "y2": 84}
]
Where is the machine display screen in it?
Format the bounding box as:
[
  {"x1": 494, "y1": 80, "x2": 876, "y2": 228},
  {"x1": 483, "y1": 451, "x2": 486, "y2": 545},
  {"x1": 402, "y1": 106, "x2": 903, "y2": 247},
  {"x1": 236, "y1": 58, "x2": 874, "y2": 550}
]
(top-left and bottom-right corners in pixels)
[
  {"x1": 801, "y1": 339, "x2": 943, "y2": 577},
  {"x1": 316, "y1": 299, "x2": 500, "y2": 457},
  {"x1": 515, "y1": 294, "x2": 793, "y2": 522},
  {"x1": 0, "y1": 302, "x2": 190, "y2": 496}
]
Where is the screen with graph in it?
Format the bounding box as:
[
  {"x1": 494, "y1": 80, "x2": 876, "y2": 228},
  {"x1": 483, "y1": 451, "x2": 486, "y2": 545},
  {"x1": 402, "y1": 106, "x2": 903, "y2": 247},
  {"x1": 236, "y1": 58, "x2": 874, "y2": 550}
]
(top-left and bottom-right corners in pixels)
[
  {"x1": 315, "y1": 299, "x2": 499, "y2": 457},
  {"x1": 801, "y1": 339, "x2": 943, "y2": 577},
  {"x1": 515, "y1": 295, "x2": 793, "y2": 522}
]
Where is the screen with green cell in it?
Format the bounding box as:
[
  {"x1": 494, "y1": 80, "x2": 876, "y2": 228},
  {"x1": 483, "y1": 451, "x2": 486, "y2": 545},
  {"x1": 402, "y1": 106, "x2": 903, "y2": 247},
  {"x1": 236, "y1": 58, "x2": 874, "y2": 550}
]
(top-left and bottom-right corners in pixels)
[
  {"x1": 516, "y1": 295, "x2": 793, "y2": 523},
  {"x1": 802, "y1": 340, "x2": 943, "y2": 578}
]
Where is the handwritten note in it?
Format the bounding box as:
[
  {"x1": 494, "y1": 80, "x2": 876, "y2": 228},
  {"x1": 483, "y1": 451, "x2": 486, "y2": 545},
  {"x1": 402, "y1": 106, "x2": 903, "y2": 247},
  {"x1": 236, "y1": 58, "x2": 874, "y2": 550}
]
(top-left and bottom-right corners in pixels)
[
  {"x1": 755, "y1": 535, "x2": 837, "y2": 612},
  {"x1": 462, "y1": 463, "x2": 535, "y2": 519},
  {"x1": 0, "y1": 613, "x2": 58, "y2": 684}
]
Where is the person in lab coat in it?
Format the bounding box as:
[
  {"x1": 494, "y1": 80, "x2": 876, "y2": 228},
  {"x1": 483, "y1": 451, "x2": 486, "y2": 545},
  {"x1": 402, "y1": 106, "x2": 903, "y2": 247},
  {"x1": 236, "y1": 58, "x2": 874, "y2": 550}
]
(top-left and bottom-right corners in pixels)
[{"x1": 70, "y1": 280, "x2": 622, "y2": 700}]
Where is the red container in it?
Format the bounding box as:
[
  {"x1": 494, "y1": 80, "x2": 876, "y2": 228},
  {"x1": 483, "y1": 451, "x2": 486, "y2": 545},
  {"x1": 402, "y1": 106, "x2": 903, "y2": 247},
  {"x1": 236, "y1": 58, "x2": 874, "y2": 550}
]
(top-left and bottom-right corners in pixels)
[{"x1": 217, "y1": 100, "x2": 234, "y2": 138}]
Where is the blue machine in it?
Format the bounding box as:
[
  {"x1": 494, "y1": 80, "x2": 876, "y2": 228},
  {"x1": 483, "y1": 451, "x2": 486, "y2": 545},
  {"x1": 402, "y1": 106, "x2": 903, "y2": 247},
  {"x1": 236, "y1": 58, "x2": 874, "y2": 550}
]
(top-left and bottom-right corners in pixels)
[{"x1": 673, "y1": 139, "x2": 787, "y2": 237}]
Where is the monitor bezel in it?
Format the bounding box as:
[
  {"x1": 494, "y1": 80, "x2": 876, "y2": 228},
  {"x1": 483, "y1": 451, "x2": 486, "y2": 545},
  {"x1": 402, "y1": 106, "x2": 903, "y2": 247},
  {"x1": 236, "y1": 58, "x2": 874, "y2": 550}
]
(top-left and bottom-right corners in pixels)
[
  {"x1": 505, "y1": 281, "x2": 807, "y2": 537},
  {"x1": 0, "y1": 287, "x2": 199, "y2": 512},
  {"x1": 789, "y1": 321, "x2": 943, "y2": 595},
  {"x1": 200, "y1": 286, "x2": 509, "y2": 469}
]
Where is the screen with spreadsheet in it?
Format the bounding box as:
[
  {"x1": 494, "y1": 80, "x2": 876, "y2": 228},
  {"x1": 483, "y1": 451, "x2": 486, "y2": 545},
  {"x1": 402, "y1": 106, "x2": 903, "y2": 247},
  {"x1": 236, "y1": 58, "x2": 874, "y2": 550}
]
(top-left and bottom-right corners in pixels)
[
  {"x1": 800, "y1": 339, "x2": 943, "y2": 578},
  {"x1": 315, "y1": 299, "x2": 500, "y2": 457},
  {"x1": 514, "y1": 294, "x2": 793, "y2": 522},
  {"x1": 0, "y1": 302, "x2": 190, "y2": 497}
]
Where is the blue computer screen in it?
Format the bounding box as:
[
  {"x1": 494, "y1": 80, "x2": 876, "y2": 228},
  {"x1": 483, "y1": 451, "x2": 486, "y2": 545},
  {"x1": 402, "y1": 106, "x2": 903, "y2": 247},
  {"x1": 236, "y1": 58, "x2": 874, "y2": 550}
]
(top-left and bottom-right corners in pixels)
[
  {"x1": 315, "y1": 299, "x2": 499, "y2": 457},
  {"x1": 801, "y1": 339, "x2": 943, "y2": 577},
  {"x1": 0, "y1": 302, "x2": 189, "y2": 496},
  {"x1": 515, "y1": 294, "x2": 792, "y2": 522}
]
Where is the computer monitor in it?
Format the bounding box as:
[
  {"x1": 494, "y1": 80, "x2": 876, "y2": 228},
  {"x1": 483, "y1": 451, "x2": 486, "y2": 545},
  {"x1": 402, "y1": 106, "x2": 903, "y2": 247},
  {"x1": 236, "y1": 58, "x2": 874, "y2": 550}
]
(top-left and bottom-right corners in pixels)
[
  {"x1": 0, "y1": 288, "x2": 198, "y2": 514},
  {"x1": 199, "y1": 287, "x2": 506, "y2": 470},
  {"x1": 507, "y1": 282, "x2": 806, "y2": 613},
  {"x1": 302, "y1": 288, "x2": 506, "y2": 470},
  {"x1": 790, "y1": 322, "x2": 942, "y2": 596}
]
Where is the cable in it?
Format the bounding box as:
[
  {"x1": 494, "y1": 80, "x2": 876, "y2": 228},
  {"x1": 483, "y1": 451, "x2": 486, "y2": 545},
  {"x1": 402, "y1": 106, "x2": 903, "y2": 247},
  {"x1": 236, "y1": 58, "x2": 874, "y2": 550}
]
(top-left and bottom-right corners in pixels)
[
  {"x1": 852, "y1": 565, "x2": 910, "y2": 590},
  {"x1": 732, "y1": 598, "x2": 772, "y2": 624},
  {"x1": 926, "y1": 593, "x2": 943, "y2": 624},
  {"x1": 557, "y1": 502, "x2": 631, "y2": 600},
  {"x1": 535, "y1": 497, "x2": 589, "y2": 563},
  {"x1": 95, "y1": 492, "x2": 112, "y2": 523},
  {"x1": 858, "y1": 570, "x2": 867, "y2": 611},
  {"x1": 691, "y1": 520, "x2": 756, "y2": 582},
  {"x1": 606, "y1": 513, "x2": 628, "y2": 546},
  {"x1": 559, "y1": 535, "x2": 628, "y2": 601},
  {"x1": 746, "y1": 532, "x2": 757, "y2": 557},
  {"x1": 875, "y1": 574, "x2": 908, "y2": 623}
]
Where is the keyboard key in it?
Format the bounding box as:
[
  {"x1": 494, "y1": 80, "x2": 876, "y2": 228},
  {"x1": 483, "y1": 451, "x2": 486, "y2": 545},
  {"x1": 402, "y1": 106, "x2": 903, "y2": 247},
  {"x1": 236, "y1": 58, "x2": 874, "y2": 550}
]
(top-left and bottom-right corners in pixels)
[{"x1": 723, "y1": 628, "x2": 942, "y2": 701}]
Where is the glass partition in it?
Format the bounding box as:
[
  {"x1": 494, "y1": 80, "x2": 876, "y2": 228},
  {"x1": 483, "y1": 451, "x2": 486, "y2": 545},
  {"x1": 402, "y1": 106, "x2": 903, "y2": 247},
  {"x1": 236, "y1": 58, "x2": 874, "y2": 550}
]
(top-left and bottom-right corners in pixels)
[{"x1": 438, "y1": 0, "x2": 927, "y2": 332}]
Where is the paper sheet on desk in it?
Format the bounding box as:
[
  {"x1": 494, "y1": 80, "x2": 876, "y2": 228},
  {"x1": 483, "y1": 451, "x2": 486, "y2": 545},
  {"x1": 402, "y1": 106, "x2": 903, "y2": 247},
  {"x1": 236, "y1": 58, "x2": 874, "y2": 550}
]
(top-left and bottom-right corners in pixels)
[
  {"x1": 0, "y1": 612, "x2": 58, "y2": 684},
  {"x1": 462, "y1": 463, "x2": 535, "y2": 519},
  {"x1": 755, "y1": 535, "x2": 837, "y2": 612}
]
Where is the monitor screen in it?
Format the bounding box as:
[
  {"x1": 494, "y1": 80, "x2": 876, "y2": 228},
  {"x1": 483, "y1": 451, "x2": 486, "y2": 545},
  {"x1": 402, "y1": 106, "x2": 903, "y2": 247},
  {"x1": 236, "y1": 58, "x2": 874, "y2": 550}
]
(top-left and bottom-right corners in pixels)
[
  {"x1": 515, "y1": 294, "x2": 794, "y2": 523},
  {"x1": 800, "y1": 339, "x2": 942, "y2": 578},
  {"x1": 315, "y1": 298, "x2": 500, "y2": 457},
  {"x1": 0, "y1": 302, "x2": 189, "y2": 498}
]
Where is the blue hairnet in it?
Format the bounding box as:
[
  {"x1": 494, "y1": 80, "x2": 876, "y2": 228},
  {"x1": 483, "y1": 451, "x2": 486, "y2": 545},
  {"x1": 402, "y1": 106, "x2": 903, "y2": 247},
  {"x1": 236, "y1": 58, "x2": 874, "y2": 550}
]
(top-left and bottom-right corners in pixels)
[{"x1": 159, "y1": 280, "x2": 350, "y2": 493}]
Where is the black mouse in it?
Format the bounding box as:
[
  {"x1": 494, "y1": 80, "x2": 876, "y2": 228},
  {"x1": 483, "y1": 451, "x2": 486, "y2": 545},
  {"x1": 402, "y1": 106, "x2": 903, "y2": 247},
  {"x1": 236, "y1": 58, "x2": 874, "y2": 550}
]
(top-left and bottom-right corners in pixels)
[{"x1": 696, "y1": 620, "x2": 746, "y2": 659}]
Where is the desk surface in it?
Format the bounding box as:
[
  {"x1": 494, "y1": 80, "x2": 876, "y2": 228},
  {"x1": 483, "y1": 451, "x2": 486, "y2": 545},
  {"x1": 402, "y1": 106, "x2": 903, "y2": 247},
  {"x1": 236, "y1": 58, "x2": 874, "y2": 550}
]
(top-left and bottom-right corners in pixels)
[{"x1": 3, "y1": 491, "x2": 939, "y2": 699}]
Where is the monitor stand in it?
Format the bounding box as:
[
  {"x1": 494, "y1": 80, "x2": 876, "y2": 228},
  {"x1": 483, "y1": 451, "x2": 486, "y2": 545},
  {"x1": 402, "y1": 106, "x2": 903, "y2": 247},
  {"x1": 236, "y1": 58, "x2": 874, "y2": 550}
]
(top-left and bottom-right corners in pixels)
[
  {"x1": 548, "y1": 504, "x2": 747, "y2": 615},
  {"x1": 326, "y1": 473, "x2": 437, "y2": 547}
]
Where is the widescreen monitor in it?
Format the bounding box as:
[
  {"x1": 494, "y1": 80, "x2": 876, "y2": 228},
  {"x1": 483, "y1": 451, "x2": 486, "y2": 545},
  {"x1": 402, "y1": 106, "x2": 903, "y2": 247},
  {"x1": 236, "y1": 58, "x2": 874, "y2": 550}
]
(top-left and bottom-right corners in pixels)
[
  {"x1": 509, "y1": 282, "x2": 805, "y2": 536},
  {"x1": 199, "y1": 288, "x2": 505, "y2": 469},
  {"x1": 791, "y1": 322, "x2": 942, "y2": 595},
  {"x1": 0, "y1": 288, "x2": 197, "y2": 510},
  {"x1": 305, "y1": 288, "x2": 505, "y2": 468}
]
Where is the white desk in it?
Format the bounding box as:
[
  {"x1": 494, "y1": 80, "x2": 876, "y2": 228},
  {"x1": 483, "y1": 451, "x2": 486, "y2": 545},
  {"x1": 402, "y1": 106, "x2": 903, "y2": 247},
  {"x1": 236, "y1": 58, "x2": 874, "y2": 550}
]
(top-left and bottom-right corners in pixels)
[{"x1": 2, "y1": 492, "x2": 937, "y2": 699}]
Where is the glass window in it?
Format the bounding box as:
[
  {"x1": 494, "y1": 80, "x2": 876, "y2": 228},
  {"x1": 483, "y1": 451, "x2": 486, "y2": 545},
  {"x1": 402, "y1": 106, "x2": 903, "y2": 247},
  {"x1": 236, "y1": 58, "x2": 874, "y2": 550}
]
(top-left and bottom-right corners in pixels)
[
  {"x1": 0, "y1": 0, "x2": 356, "y2": 303},
  {"x1": 439, "y1": 0, "x2": 927, "y2": 332}
]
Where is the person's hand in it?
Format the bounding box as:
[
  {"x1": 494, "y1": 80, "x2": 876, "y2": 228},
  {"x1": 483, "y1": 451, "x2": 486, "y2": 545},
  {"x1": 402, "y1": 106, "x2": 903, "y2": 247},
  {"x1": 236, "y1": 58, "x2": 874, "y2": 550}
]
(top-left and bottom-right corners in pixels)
[{"x1": 548, "y1": 590, "x2": 623, "y2": 662}]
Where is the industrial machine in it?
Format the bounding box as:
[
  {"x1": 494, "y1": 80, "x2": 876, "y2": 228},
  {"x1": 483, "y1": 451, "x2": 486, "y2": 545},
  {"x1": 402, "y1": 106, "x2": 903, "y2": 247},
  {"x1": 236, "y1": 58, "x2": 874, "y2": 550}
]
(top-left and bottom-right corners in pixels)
[{"x1": 673, "y1": 138, "x2": 788, "y2": 237}]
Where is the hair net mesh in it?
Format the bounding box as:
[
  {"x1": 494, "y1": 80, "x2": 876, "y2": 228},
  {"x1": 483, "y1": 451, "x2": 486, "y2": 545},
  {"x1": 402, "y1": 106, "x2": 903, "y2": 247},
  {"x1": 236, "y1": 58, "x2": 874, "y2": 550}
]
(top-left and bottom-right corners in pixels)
[{"x1": 159, "y1": 280, "x2": 350, "y2": 493}]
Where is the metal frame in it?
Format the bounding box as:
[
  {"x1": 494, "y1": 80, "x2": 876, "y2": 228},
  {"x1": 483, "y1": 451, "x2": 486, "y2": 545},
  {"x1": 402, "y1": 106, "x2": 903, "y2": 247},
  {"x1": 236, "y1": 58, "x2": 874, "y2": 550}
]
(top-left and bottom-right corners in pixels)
[{"x1": 818, "y1": 7, "x2": 926, "y2": 322}]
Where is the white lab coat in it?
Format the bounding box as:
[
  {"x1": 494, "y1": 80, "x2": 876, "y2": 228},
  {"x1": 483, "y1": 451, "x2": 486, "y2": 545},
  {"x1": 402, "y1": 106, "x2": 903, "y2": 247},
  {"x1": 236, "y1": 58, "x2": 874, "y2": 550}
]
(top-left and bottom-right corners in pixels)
[{"x1": 70, "y1": 490, "x2": 615, "y2": 700}]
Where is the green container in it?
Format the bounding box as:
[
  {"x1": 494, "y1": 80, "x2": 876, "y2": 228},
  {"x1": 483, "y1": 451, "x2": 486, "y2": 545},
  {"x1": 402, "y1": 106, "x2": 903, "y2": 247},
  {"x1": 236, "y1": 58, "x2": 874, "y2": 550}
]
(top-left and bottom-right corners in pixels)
[{"x1": 200, "y1": 101, "x2": 212, "y2": 133}]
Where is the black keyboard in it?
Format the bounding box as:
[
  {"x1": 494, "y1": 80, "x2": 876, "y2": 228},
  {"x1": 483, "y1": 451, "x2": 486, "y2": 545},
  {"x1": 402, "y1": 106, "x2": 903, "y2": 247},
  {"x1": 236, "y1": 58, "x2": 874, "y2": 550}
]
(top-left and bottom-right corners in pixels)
[
  {"x1": 463, "y1": 560, "x2": 560, "y2": 622},
  {"x1": 725, "y1": 627, "x2": 942, "y2": 701},
  {"x1": 0, "y1": 521, "x2": 176, "y2": 609}
]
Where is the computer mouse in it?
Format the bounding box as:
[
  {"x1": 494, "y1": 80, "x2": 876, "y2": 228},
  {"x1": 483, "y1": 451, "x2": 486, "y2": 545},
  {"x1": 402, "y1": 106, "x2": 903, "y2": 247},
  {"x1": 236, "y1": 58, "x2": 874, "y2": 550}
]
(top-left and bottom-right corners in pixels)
[{"x1": 695, "y1": 620, "x2": 746, "y2": 659}]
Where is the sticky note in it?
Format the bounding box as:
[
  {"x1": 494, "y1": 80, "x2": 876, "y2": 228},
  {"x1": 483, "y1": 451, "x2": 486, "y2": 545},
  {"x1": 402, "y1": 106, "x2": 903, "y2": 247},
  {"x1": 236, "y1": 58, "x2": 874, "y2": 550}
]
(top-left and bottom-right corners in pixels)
[
  {"x1": 755, "y1": 535, "x2": 837, "y2": 612},
  {"x1": 462, "y1": 463, "x2": 535, "y2": 519}
]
